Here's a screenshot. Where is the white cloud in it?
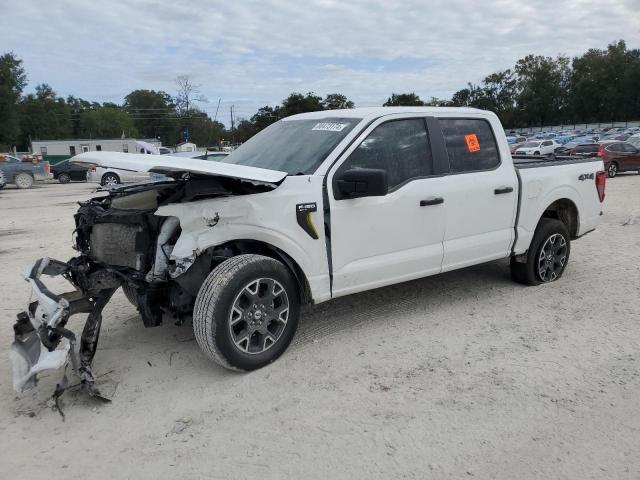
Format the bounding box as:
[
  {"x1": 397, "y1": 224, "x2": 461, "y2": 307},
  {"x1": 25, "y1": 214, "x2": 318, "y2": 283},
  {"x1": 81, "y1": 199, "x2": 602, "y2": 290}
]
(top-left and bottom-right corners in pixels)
[{"x1": 1, "y1": 0, "x2": 639, "y2": 124}]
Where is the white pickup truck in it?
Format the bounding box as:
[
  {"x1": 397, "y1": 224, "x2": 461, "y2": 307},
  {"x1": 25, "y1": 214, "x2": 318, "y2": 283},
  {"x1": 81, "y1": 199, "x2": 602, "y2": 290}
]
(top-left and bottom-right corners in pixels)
[{"x1": 12, "y1": 107, "x2": 607, "y2": 395}]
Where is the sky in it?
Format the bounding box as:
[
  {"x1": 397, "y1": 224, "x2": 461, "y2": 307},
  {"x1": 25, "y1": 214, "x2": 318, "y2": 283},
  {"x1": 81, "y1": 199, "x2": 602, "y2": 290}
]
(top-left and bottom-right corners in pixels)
[{"x1": 1, "y1": 0, "x2": 639, "y2": 126}]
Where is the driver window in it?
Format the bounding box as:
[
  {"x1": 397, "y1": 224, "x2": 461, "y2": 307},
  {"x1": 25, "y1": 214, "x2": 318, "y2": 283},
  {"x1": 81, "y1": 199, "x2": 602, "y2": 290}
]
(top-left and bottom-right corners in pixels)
[{"x1": 339, "y1": 118, "x2": 433, "y2": 190}]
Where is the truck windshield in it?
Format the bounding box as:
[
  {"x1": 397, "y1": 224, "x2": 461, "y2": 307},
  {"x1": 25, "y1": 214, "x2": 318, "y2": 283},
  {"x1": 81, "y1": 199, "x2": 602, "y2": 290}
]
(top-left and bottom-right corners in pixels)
[{"x1": 222, "y1": 118, "x2": 361, "y2": 174}]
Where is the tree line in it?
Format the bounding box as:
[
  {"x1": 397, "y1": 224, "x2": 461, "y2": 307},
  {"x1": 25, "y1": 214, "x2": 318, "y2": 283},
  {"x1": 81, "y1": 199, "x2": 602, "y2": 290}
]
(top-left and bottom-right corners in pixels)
[{"x1": 1, "y1": 40, "x2": 638, "y2": 151}]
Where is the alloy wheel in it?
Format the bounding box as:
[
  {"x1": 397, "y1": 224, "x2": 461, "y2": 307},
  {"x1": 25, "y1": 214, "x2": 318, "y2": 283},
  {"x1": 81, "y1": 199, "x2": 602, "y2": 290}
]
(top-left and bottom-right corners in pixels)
[
  {"x1": 228, "y1": 278, "x2": 290, "y2": 355},
  {"x1": 537, "y1": 233, "x2": 567, "y2": 282}
]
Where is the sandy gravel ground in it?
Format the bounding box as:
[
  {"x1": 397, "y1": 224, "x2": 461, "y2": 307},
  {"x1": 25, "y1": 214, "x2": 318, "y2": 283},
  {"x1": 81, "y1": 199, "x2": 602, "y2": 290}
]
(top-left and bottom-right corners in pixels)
[{"x1": 0, "y1": 176, "x2": 639, "y2": 480}]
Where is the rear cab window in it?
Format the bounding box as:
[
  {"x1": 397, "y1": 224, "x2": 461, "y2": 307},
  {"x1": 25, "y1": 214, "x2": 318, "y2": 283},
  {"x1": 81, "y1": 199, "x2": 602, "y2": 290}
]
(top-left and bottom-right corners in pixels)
[{"x1": 438, "y1": 118, "x2": 500, "y2": 173}]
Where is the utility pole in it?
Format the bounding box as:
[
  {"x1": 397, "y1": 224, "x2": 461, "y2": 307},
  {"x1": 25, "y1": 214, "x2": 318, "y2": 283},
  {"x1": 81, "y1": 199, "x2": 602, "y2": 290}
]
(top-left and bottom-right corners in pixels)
[
  {"x1": 214, "y1": 98, "x2": 221, "y2": 122},
  {"x1": 230, "y1": 105, "x2": 235, "y2": 144}
]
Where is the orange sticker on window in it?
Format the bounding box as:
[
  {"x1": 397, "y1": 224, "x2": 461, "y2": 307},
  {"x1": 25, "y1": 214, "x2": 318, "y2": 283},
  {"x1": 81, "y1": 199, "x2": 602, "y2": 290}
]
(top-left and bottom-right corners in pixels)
[{"x1": 465, "y1": 134, "x2": 480, "y2": 152}]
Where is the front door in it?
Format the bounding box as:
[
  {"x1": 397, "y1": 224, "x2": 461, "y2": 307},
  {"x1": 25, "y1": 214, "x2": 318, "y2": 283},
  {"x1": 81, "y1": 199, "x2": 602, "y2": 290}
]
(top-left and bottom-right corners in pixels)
[{"x1": 328, "y1": 116, "x2": 447, "y2": 298}]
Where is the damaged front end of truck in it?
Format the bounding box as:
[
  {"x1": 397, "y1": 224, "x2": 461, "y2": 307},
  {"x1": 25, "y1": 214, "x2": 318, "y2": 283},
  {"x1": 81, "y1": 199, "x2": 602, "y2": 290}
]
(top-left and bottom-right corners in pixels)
[{"x1": 11, "y1": 152, "x2": 286, "y2": 401}]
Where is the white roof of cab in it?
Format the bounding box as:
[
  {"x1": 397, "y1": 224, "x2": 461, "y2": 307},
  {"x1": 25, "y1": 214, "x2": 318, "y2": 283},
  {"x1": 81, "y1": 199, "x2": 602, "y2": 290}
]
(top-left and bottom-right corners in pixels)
[{"x1": 282, "y1": 106, "x2": 486, "y2": 121}]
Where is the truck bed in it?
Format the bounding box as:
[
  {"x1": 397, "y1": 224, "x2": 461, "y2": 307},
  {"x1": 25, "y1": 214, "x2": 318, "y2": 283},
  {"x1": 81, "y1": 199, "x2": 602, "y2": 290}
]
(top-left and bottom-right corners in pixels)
[{"x1": 512, "y1": 154, "x2": 599, "y2": 169}]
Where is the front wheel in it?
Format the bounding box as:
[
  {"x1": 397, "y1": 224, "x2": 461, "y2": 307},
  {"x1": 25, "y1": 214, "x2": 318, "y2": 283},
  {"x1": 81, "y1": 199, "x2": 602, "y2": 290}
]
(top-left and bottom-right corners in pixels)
[
  {"x1": 511, "y1": 218, "x2": 571, "y2": 286},
  {"x1": 607, "y1": 162, "x2": 618, "y2": 178},
  {"x1": 193, "y1": 255, "x2": 300, "y2": 371},
  {"x1": 534, "y1": 151, "x2": 540, "y2": 155}
]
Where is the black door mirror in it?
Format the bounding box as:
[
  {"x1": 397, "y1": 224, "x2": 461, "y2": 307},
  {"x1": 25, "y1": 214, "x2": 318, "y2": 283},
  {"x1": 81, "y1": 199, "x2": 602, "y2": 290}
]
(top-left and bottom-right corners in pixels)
[{"x1": 336, "y1": 168, "x2": 388, "y2": 198}]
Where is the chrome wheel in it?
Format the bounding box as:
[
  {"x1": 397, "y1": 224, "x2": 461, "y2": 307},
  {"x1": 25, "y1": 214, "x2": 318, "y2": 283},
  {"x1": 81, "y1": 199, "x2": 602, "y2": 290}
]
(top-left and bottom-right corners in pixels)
[
  {"x1": 537, "y1": 233, "x2": 567, "y2": 282},
  {"x1": 228, "y1": 278, "x2": 290, "y2": 355},
  {"x1": 607, "y1": 163, "x2": 617, "y2": 178},
  {"x1": 102, "y1": 174, "x2": 119, "y2": 186}
]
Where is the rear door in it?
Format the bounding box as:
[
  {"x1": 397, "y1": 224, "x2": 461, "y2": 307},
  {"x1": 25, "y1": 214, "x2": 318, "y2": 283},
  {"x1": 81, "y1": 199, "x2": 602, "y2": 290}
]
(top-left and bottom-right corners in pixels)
[
  {"x1": 327, "y1": 115, "x2": 448, "y2": 297},
  {"x1": 435, "y1": 117, "x2": 518, "y2": 271}
]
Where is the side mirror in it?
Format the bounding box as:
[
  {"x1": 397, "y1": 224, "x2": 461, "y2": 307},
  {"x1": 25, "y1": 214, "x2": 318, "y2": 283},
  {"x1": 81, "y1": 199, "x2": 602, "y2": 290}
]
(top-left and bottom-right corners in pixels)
[{"x1": 336, "y1": 168, "x2": 388, "y2": 198}]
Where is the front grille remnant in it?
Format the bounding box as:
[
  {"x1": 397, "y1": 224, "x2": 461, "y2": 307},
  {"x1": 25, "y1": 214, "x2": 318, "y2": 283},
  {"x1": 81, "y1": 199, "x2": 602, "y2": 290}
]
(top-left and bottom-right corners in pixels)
[{"x1": 89, "y1": 223, "x2": 144, "y2": 270}]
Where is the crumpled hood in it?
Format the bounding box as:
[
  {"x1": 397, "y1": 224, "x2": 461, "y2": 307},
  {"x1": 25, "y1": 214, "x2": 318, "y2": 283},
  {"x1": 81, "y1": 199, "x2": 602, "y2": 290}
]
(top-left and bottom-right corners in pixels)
[{"x1": 71, "y1": 151, "x2": 288, "y2": 184}]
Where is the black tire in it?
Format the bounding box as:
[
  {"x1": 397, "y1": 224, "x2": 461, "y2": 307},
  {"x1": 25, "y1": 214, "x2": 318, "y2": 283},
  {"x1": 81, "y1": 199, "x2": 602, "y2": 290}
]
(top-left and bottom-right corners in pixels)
[
  {"x1": 607, "y1": 162, "x2": 618, "y2": 178},
  {"x1": 510, "y1": 218, "x2": 571, "y2": 286},
  {"x1": 101, "y1": 173, "x2": 120, "y2": 186},
  {"x1": 534, "y1": 151, "x2": 540, "y2": 155},
  {"x1": 193, "y1": 254, "x2": 300, "y2": 371},
  {"x1": 14, "y1": 172, "x2": 34, "y2": 189},
  {"x1": 58, "y1": 172, "x2": 71, "y2": 184},
  {"x1": 122, "y1": 284, "x2": 138, "y2": 306}
]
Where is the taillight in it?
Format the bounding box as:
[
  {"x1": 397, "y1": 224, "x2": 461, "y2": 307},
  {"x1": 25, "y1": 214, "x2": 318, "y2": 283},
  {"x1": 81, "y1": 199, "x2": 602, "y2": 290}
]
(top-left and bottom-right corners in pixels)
[
  {"x1": 597, "y1": 144, "x2": 605, "y2": 157},
  {"x1": 91, "y1": 165, "x2": 96, "y2": 172},
  {"x1": 43, "y1": 161, "x2": 50, "y2": 174},
  {"x1": 595, "y1": 171, "x2": 606, "y2": 202}
]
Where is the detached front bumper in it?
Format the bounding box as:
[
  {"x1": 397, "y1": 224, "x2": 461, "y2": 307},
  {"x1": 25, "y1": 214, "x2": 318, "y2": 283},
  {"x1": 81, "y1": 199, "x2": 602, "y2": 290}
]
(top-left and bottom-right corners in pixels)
[{"x1": 11, "y1": 258, "x2": 118, "y2": 398}]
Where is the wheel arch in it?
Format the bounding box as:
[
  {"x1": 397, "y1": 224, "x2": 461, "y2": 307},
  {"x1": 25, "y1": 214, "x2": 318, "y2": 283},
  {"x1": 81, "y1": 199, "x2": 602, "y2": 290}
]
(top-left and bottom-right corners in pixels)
[
  {"x1": 540, "y1": 198, "x2": 579, "y2": 239},
  {"x1": 179, "y1": 240, "x2": 313, "y2": 305}
]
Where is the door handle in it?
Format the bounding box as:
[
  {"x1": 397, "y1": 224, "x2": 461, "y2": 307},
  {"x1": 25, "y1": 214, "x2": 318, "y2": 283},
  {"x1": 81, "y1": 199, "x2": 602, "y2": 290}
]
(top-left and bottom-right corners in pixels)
[
  {"x1": 420, "y1": 197, "x2": 444, "y2": 206},
  {"x1": 494, "y1": 186, "x2": 514, "y2": 195}
]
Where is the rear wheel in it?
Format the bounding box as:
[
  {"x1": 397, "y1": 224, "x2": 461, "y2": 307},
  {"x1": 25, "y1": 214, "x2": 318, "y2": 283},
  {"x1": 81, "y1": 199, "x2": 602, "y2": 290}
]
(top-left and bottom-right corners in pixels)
[
  {"x1": 101, "y1": 173, "x2": 120, "y2": 186},
  {"x1": 14, "y1": 173, "x2": 34, "y2": 189},
  {"x1": 58, "y1": 172, "x2": 71, "y2": 184},
  {"x1": 607, "y1": 162, "x2": 618, "y2": 178},
  {"x1": 534, "y1": 151, "x2": 540, "y2": 155},
  {"x1": 511, "y1": 218, "x2": 571, "y2": 286},
  {"x1": 193, "y1": 254, "x2": 300, "y2": 371}
]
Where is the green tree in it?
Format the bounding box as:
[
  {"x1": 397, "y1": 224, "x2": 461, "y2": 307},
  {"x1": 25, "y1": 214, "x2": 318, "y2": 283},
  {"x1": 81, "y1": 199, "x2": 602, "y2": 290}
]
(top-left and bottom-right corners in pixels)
[
  {"x1": 322, "y1": 93, "x2": 354, "y2": 110},
  {"x1": 124, "y1": 89, "x2": 175, "y2": 143},
  {"x1": 172, "y1": 108, "x2": 225, "y2": 147},
  {"x1": 383, "y1": 93, "x2": 425, "y2": 106},
  {"x1": 66, "y1": 95, "x2": 100, "y2": 137},
  {"x1": 19, "y1": 84, "x2": 73, "y2": 146},
  {"x1": 280, "y1": 92, "x2": 323, "y2": 117},
  {"x1": 0, "y1": 52, "x2": 27, "y2": 149},
  {"x1": 514, "y1": 55, "x2": 569, "y2": 126},
  {"x1": 570, "y1": 40, "x2": 640, "y2": 123},
  {"x1": 78, "y1": 106, "x2": 137, "y2": 138}
]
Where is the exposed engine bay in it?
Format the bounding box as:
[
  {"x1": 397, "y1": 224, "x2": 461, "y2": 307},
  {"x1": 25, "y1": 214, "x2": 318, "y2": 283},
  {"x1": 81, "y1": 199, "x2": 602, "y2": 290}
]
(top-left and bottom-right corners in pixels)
[{"x1": 11, "y1": 175, "x2": 277, "y2": 404}]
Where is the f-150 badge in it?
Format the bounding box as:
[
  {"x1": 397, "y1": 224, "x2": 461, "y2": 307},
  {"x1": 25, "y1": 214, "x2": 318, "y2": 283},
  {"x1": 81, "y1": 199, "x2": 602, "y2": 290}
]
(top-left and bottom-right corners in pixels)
[{"x1": 296, "y1": 203, "x2": 319, "y2": 239}]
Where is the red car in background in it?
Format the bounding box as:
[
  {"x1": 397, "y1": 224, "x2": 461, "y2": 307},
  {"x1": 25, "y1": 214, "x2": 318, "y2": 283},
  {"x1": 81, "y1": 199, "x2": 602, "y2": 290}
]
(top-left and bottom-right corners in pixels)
[
  {"x1": 596, "y1": 141, "x2": 640, "y2": 178},
  {"x1": 569, "y1": 141, "x2": 640, "y2": 178}
]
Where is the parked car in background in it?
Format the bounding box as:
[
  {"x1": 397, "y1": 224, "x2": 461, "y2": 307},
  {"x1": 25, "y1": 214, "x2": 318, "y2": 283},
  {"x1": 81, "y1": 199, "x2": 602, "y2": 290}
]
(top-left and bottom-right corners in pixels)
[
  {"x1": 87, "y1": 163, "x2": 155, "y2": 186},
  {"x1": 509, "y1": 141, "x2": 528, "y2": 154},
  {"x1": 626, "y1": 134, "x2": 640, "y2": 149},
  {"x1": 557, "y1": 139, "x2": 595, "y2": 155},
  {"x1": 602, "y1": 133, "x2": 630, "y2": 142},
  {"x1": 597, "y1": 141, "x2": 640, "y2": 177},
  {"x1": 169, "y1": 151, "x2": 230, "y2": 161},
  {"x1": 84, "y1": 151, "x2": 231, "y2": 186},
  {"x1": 569, "y1": 143, "x2": 600, "y2": 158},
  {"x1": 0, "y1": 154, "x2": 52, "y2": 189},
  {"x1": 51, "y1": 159, "x2": 89, "y2": 183},
  {"x1": 515, "y1": 139, "x2": 561, "y2": 156}
]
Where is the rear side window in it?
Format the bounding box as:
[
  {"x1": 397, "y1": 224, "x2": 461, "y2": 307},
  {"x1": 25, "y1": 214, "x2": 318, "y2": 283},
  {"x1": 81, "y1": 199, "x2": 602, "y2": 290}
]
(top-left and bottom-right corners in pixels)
[
  {"x1": 438, "y1": 119, "x2": 500, "y2": 173},
  {"x1": 340, "y1": 118, "x2": 433, "y2": 190},
  {"x1": 607, "y1": 143, "x2": 624, "y2": 153}
]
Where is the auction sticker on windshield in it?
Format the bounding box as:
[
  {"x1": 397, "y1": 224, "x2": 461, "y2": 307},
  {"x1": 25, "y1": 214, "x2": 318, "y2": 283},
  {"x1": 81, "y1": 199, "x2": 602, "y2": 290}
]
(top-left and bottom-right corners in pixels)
[{"x1": 312, "y1": 122, "x2": 349, "y2": 132}]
